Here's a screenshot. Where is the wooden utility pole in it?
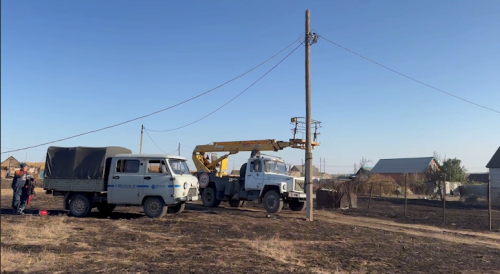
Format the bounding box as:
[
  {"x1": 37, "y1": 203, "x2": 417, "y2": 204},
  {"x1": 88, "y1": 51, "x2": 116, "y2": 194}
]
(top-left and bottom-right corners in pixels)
[
  {"x1": 404, "y1": 174, "x2": 407, "y2": 217},
  {"x1": 140, "y1": 125, "x2": 144, "y2": 154},
  {"x1": 305, "y1": 9, "x2": 313, "y2": 221},
  {"x1": 442, "y1": 173, "x2": 446, "y2": 225},
  {"x1": 178, "y1": 143, "x2": 181, "y2": 156}
]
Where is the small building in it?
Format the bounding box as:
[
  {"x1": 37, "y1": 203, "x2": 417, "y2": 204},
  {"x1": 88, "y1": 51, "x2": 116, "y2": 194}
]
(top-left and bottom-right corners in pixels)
[
  {"x1": 1, "y1": 156, "x2": 21, "y2": 178},
  {"x1": 290, "y1": 165, "x2": 323, "y2": 181},
  {"x1": 371, "y1": 157, "x2": 439, "y2": 184},
  {"x1": 230, "y1": 170, "x2": 240, "y2": 176},
  {"x1": 467, "y1": 173, "x2": 490, "y2": 184},
  {"x1": 486, "y1": 146, "x2": 500, "y2": 206},
  {"x1": 350, "y1": 167, "x2": 372, "y2": 180}
]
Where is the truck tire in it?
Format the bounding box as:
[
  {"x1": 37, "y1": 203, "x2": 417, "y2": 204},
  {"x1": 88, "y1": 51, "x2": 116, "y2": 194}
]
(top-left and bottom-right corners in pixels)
[
  {"x1": 288, "y1": 200, "x2": 305, "y2": 211},
  {"x1": 262, "y1": 190, "x2": 283, "y2": 214},
  {"x1": 143, "y1": 197, "x2": 168, "y2": 218},
  {"x1": 228, "y1": 200, "x2": 247, "y2": 208},
  {"x1": 167, "y1": 203, "x2": 185, "y2": 214},
  {"x1": 69, "y1": 194, "x2": 92, "y2": 217},
  {"x1": 97, "y1": 204, "x2": 116, "y2": 214},
  {"x1": 202, "y1": 186, "x2": 221, "y2": 208}
]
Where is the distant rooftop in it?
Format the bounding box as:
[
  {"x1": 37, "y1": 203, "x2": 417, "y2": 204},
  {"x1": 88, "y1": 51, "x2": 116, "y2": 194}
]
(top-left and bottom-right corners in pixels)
[
  {"x1": 486, "y1": 146, "x2": 500, "y2": 169},
  {"x1": 371, "y1": 157, "x2": 434, "y2": 174}
]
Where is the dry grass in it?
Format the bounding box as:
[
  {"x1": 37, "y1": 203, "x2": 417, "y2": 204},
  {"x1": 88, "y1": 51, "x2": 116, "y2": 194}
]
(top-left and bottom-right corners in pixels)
[
  {"x1": 1, "y1": 190, "x2": 500, "y2": 273},
  {"x1": 1, "y1": 215, "x2": 71, "y2": 273}
]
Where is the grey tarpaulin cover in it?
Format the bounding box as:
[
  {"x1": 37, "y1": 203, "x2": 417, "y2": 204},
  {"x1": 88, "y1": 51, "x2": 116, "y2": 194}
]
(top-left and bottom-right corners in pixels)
[{"x1": 44, "y1": 146, "x2": 132, "y2": 179}]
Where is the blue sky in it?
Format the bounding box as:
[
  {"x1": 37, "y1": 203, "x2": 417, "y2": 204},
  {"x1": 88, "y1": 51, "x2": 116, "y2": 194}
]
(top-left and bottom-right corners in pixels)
[{"x1": 2, "y1": 0, "x2": 499, "y2": 174}]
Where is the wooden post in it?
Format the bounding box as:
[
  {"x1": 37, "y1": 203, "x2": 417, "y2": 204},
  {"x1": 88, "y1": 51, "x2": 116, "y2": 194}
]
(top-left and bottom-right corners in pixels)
[
  {"x1": 139, "y1": 125, "x2": 144, "y2": 154},
  {"x1": 305, "y1": 9, "x2": 313, "y2": 221},
  {"x1": 443, "y1": 174, "x2": 446, "y2": 225},
  {"x1": 404, "y1": 174, "x2": 407, "y2": 217},
  {"x1": 380, "y1": 182, "x2": 382, "y2": 197},
  {"x1": 178, "y1": 143, "x2": 181, "y2": 156}
]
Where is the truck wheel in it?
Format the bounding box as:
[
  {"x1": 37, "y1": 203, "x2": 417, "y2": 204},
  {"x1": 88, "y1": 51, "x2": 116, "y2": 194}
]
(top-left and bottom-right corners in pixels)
[
  {"x1": 288, "y1": 201, "x2": 305, "y2": 211},
  {"x1": 262, "y1": 190, "x2": 283, "y2": 214},
  {"x1": 143, "y1": 197, "x2": 168, "y2": 218},
  {"x1": 69, "y1": 194, "x2": 92, "y2": 217},
  {"x1": 97, "y1": 204, "x2": 116, "y2": 214},
  {"x1": 202, "y1": 187, "x2": 221, "y2": 208},
  {"x1": 167, "y1": 203, "x2": 185, "y2": 214},
  {"x1": 228, "y1": 200, "x2": 247, "y2": 207}
]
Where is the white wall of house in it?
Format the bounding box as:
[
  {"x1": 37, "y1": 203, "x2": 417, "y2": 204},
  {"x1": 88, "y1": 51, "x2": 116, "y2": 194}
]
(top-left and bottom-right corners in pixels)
[{"x1": 490, "y1": 168, "x2": 500, "y2": 206}]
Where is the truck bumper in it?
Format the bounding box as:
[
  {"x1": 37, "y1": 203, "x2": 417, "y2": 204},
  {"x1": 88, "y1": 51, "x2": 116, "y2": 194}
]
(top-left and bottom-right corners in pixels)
[
  {"x1": 284, "y1": 192, "x2": 306, "y2": 199},
  {"x1": 174, "y1": 195, "x2": 199, "y2": 202}
]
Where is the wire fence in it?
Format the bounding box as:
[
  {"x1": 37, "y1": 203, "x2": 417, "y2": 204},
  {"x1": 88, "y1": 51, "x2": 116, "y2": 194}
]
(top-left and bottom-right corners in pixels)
[{"x1": 314, "y1": 178, "x2": 500, "y2": 232}]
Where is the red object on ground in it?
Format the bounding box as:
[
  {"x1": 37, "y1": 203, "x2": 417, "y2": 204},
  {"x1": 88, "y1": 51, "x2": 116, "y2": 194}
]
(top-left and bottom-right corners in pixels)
[{"x1": 39, "y1": 210, "x2": 48, "y2": 216}]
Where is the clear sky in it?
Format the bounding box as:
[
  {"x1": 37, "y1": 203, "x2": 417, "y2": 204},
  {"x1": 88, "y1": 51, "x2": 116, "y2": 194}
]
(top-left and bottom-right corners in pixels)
[{"x1": 2, "y1": 0, "x2": 499, "y2": 174}]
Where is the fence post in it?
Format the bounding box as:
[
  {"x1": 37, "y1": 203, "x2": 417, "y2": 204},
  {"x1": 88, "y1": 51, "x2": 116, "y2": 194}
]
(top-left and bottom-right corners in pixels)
[
  {"x1": 404, "y1": 174, "x2": 407, "y2": 217},
  {"x1": 442, "y1": 174, "x2": 446, "y2": 225}
]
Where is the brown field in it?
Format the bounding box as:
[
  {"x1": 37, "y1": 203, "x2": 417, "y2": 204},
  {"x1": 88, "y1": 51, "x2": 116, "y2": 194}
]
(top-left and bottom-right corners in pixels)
[{"x1": 1, "y1": 179, "x2": 500, "y2": 273}]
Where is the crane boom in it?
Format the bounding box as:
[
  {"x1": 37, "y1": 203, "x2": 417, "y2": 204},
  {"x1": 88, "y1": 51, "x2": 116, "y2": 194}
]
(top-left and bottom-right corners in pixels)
[{"x1": 192, "y1": 139, "x2": 320, "y2": 176}]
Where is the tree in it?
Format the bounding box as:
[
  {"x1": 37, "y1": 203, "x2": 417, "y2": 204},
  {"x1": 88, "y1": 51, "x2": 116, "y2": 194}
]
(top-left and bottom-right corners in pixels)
[{"x1": 442, "y1": 158, "x2": 468, "y2": 183}]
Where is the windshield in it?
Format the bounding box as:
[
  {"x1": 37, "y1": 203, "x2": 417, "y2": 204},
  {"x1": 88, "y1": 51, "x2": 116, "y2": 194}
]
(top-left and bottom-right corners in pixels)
[
  {"x1": 168, "y1": 159, "x2": 190, "y2": 175},
  {"x1": 264, "y1": 160, "x2": 287, "y2": 175}
]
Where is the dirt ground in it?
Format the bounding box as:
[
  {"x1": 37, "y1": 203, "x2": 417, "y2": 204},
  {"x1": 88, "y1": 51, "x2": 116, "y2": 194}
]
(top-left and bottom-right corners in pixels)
[{"x1": 1, "y1": 185, "x2": 500, "y2": 273}]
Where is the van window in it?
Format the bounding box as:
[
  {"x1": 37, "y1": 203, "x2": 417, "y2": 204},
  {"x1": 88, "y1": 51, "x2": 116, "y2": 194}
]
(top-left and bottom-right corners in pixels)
[
  {"x1": 116, "y1": 160, "x2": 140, "y2": 173},
  {"x1": 148, "y1": 160, "x2": 169, "y2": 175}
]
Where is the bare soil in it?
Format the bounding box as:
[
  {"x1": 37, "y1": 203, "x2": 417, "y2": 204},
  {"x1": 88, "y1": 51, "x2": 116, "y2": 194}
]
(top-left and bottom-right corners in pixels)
[{"x1": 1, "y1": 186, "x2": 500, "y2": 274}]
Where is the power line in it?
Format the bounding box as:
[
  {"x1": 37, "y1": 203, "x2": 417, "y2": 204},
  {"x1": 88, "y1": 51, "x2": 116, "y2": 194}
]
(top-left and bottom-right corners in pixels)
[
  {"x1": 146, "y1": 42, "x2": 304, "y2": 132},
  {"x1": 143, "y1": 128, "x2": 167, "y2": 154},
  {"x1": 1, "y1": 147, "x2": 46, "y2": 152},
  {"x1": 1, "y1": 38, "x2": 303, "y2": 155},
  {"x1": 319, "y1": 36, "x2": 500, "y2": 115}
]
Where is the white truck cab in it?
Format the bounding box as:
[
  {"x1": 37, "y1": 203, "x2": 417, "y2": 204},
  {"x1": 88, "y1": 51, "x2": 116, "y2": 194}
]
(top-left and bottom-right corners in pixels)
[{"x1": 245, "y1": 156, "x2": 306, "y2": 197}]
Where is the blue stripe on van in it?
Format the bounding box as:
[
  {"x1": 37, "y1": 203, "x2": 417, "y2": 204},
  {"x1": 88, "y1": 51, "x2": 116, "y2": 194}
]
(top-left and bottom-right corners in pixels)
[
  {"x1": 108, "y1": 185, "x2": 115, "y2": 188},
  {"x1": 168, "y1": 185, "x2": 182, "y2": 188},
  {"x1": 136, "y1": 185, "x2": 149, "y2": 188}
]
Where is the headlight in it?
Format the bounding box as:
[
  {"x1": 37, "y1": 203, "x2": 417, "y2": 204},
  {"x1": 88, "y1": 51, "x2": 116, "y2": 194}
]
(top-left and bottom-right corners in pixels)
[
  {"x1": 183, "y1": 182, "x2": 188, "y2": 189},
  {"x1": 282, "y1": 183, "x2": 287, "y2": 191}
]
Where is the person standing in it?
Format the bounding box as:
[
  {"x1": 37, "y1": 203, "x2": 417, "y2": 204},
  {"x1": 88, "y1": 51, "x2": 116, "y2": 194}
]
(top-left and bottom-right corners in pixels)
[{"x1": 12, "y1": 163, "x2": 33, "y2": 215}]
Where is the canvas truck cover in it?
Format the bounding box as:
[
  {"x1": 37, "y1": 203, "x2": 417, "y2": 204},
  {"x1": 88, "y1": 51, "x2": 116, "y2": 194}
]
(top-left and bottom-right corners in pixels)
[{"x1": 44, "y1": 146, "x2": 132, "y2": 179}]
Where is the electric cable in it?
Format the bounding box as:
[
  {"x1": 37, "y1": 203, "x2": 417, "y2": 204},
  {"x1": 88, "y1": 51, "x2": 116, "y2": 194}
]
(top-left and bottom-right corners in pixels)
[
  {"x1": 143, "y1": 128, "x2": 167, "y2": 153},
  {"x1": 320, "y1": 36, "x2": 500, "y2": 114},
  {"x1": 146, "y1": 42, "x2": 304, "y2": 132},
  {"x1": 1, "y1": 38, "x2": 303, "y2": 155}
]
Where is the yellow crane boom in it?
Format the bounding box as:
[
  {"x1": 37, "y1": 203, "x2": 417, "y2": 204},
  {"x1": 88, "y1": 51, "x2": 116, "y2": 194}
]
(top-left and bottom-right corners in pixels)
[{"x1": 192, "y1": 139, "x2": 320, "y2": 176}]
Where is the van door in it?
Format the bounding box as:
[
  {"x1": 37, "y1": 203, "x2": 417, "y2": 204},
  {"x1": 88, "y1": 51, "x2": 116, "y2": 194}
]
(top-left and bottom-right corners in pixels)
[
  {"x1": 109, "y1": 158, "x2": 143, "y2": 205},
  {"x1": 245, "y1": 159, "x2": 264, "y2": 190},
  {"x1": 139, "y1": 159, "x2": 171, "y2": 202}
]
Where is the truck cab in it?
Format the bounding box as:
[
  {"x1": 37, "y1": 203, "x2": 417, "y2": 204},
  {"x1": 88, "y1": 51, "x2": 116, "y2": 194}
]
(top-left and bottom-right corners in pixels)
[{"x1": 243, "y1": 156, "x2": 306, "y2": 212}]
